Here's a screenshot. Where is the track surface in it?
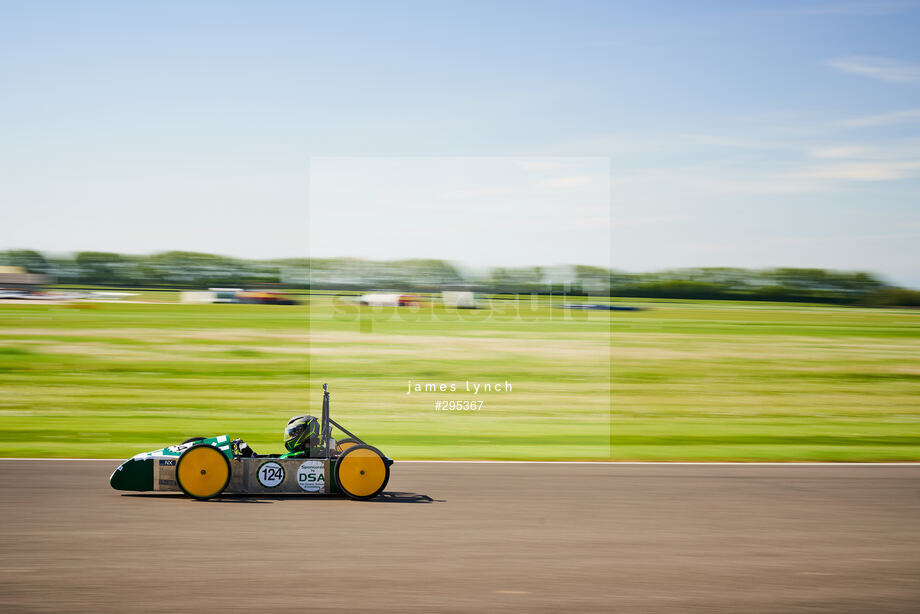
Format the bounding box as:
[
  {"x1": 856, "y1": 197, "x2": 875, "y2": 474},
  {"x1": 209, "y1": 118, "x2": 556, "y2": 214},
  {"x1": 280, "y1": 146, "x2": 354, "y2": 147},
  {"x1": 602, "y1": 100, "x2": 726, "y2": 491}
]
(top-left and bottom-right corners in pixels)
[{"x1": 1, "y1": 461, "x2": 918, "y2": 613}]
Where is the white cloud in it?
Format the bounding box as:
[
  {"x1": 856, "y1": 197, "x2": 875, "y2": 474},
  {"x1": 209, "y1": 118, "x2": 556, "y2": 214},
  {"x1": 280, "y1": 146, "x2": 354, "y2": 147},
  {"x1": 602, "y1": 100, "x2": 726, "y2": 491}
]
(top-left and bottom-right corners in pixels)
[
  {"x1": 677, "y1": 133, "x2": 796, "y2": 151},
  {"x1": 514, "y1": 160, "x2": 564, "y2": 172},
  {"x1": 842, "y1": 108, "x2": 920, "y2": 126},
  {"x1": 808, "y1": 139, "x2": 920, "y2": 160},
  {"x1": 442, "y1": 186, "x2": 514, "y2": 199},
  {"x1": 686, "y1": 174, "x2": 823, "y2": 195},
  {"x1": 794, "y1": 1, "x2": 919, "y2": 16},
  {"x1": 792, "y1": 161, "x2": 920, "y2": 181},
  {"x1": 612, "y1": 153, "x2": 920, "y2": 198},
  {"x1": 539, "y1": 175, "x2": 593, "y2": 188},
  {"x1": 827, "y1": 56, "x2": 920, "y2": 83},
  {"x1": 809, "y1": 145, "x2": 874, "y2": 158},
  {"x1": 610, "y1": 215, "x2": 685, "y2": 228}
]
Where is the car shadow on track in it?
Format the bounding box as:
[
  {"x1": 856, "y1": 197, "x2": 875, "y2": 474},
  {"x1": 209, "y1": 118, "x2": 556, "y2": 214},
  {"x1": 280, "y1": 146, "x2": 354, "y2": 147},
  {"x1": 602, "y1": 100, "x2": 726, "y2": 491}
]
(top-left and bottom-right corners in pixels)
[
  {"x1": 376, "y1": 491, "x2": 444, "y2": 503},
  {"x1": 121, "y1": 491, "x2": 443, "y2": 504}
]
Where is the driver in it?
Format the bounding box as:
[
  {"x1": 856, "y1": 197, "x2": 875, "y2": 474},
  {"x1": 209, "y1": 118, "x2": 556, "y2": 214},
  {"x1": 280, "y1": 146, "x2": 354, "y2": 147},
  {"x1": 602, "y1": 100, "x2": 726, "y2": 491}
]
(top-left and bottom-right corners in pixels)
[
  {"x1": 231, "y1": 415, "x2": 321, "y2": 459},
  {"x1": 281, "y1": 415, "x2": 321, "y2": 458}
]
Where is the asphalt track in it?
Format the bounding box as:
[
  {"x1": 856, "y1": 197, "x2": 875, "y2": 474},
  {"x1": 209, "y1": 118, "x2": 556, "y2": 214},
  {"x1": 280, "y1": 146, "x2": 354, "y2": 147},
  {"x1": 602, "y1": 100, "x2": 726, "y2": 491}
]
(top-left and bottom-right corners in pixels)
[{"x1": 1, "y1": 461, "x2": 918, "y2": 613}]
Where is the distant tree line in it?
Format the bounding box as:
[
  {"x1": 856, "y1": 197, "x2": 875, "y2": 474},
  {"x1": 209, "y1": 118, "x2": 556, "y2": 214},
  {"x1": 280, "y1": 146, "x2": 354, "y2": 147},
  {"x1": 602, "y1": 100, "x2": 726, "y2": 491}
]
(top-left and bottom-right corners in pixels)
[{"x1": 1, "y1": 249, "x2": 918, "y2": 306}]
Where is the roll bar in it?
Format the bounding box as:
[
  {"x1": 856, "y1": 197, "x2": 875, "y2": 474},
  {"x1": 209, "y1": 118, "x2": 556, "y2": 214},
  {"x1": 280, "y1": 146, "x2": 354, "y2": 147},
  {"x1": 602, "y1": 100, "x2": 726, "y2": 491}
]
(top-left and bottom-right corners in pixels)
[{"x1": 320, "y1": 383, "x2": 367, "y2": 458}]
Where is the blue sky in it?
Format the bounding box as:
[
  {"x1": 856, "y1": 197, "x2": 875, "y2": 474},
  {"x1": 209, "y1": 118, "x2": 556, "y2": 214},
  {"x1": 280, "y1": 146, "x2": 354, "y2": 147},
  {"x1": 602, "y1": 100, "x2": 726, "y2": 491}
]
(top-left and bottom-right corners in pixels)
[{"x1": 1, "y1": 1, "x2": 918, "y2": 285}]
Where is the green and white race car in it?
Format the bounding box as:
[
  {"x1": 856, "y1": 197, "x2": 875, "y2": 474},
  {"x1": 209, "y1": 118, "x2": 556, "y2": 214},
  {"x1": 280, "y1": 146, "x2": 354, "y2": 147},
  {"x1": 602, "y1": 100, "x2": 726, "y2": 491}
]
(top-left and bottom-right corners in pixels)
[{"x1": 110, "y1": 385, "x2": 392, "y2": 500}]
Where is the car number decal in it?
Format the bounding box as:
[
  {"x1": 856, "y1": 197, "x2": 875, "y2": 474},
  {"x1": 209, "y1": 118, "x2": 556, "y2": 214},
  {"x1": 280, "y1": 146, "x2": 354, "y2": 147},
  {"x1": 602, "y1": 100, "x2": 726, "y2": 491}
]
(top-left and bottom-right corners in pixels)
[{"x1": 257, "y1": 461, "x2": 285, "y2": 488}]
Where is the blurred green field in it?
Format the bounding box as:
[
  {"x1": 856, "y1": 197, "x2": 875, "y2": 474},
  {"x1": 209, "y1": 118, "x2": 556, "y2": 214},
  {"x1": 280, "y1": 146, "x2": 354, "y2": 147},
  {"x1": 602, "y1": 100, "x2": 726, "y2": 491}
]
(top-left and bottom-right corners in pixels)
[{"x1": 0, "y1": 295, "x2": 917, "y2": 460}]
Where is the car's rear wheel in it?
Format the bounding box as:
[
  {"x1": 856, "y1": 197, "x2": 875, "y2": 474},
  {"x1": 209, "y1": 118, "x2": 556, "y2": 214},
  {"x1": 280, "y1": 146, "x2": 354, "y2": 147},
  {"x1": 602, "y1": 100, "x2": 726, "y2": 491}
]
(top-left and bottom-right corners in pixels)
[
  {"x1": 176, "y1": 444, "x2": 231, "y2": 500},
  {"x1": 334, "y1": 438, "x2": 360, "y2": 453},
  {"x1": 334, "y1": 444, "x2": 389, "y2": 500}
]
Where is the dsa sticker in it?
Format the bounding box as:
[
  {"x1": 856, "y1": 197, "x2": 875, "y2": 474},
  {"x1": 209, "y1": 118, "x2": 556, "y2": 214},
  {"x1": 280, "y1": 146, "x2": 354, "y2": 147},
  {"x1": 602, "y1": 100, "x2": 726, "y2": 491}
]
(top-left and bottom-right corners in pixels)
[
  {"x1": 257, "y1": 461, "x2": 285, "y2": 488},
  {"x1": 297, "y1": 460, "x2": 325, "y2": 492}
]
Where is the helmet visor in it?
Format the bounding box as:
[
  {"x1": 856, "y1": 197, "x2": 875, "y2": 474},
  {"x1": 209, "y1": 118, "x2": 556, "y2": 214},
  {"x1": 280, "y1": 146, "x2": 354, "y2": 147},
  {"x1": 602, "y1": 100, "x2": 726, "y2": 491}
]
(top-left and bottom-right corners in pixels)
[
  {"x1": 284, "y1": 421, "x2": 305, "y2": 451},
  {"x1": 284, "y1": 417, "x2": 317, "y2": 452}
]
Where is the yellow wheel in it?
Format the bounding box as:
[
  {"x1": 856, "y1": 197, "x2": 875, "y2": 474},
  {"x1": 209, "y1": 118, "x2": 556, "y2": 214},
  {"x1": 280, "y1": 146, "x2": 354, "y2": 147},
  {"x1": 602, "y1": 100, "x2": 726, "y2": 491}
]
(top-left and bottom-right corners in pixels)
[
  {"x1": 335, "y1": 438, "x2": 360, "y2": 454},
  {"x1": 176, "y1": 444, "x2": 231, "y2": 500},
  {"x1": 334, "y1": 444, "x2": 389, "y2": 500}
]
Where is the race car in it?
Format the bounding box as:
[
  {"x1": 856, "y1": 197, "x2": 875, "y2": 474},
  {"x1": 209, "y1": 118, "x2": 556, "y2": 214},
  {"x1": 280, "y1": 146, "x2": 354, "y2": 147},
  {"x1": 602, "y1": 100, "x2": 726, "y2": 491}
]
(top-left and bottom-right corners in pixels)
[{"x1": 110, "y1": 384, "x2": 392, "y2": 500}]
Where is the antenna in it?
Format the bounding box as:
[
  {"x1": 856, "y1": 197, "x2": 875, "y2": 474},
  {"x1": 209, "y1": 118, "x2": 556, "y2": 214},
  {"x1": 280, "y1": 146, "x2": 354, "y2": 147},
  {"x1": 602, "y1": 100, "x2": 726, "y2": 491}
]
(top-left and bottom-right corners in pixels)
[{"x1": 321, "y1": 383, "x2": 330, "y2": 455}]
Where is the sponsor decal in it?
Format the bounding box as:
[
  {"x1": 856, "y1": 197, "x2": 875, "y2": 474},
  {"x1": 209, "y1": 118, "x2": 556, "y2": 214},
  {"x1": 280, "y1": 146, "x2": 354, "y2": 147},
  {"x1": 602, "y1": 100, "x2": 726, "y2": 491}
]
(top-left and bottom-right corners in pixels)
[
  {"x1": 297, "y1": 460, "x2": 325, "y2": 492},
  {"x1": 159, "y1": 459, "x2": 176, "y2": 466},
  {"x1": 257, "y1": 461, "x2": 285, "y2": 488}
]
